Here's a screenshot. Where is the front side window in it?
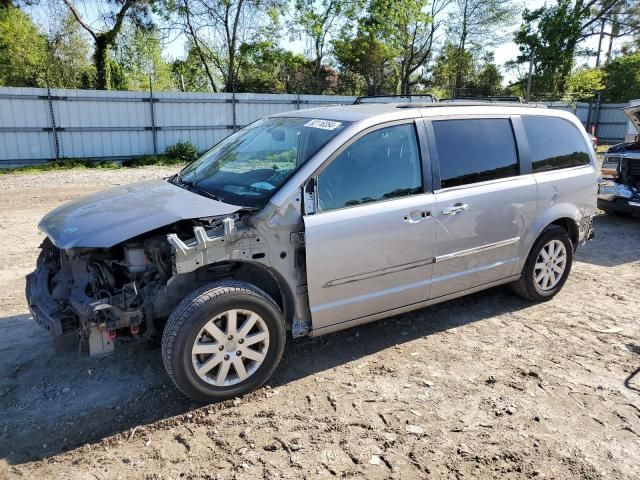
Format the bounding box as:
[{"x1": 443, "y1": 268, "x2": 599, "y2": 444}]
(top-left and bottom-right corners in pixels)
[
  {"x1": 433, "y1": 118, "x2": 519, "y2": 189},
  {"x1": 522, "y1": 116, "x2": 591, "y2": 173},
  {"x1": 178, "y1": 117, "x2": 350, "y2": 208},
  {"x1": 317, "y1": 123, "x2": 422, "y2": 212}
]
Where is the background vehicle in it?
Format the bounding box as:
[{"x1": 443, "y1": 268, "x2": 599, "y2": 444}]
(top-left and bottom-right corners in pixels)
[
  {"x1": 27, "y1": 103, "x2": 597, "y2": 402},
  {"x1": 598, "y1": 105, "x2": 640, "y2": 216}
]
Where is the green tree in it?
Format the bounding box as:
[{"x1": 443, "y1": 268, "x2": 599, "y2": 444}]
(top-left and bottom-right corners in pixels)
[
  {"x1": 47, "y1": 13, "x2": 95, "y2": 89},
  {"x1": 63, "y1": 0, "x2": 153, "y2": 90},
  {"x1": 514, "y1": 0, "x2": 638, "y2": 99},
  {"x1": 603, "y1": 52, "x2": 640, "y2": 102},
  {"x1": 429, "y1": 45, "x2": 503, "y2": 96},
  {"x1": 291, "y1": 0, "x2": 357, "y2": 87},
  {"x1": 171, "y1": 45, "x2": 215, "y2": 91},
  {"x1": 366, "y1": 0, "x2": 443, "y2": 94},
  {"x1": 235, "y1": 41, "x2": 309, "y2": 93},
  {"x1": 601, "y1": 1, "x2": 640, "y2": 64},
  {"x1": 113, "y1": 22, "x2": 174, "y2": 91},
  {"x1": 430, "y1": 42, "x2": 473, "y2": 95},
  {"x1": 475, "y1": 62, "x2": 503, "y2": 95},
  {"x1": 448, "y1": 0, "x2": 518, "y2": 91},
  {"x1": 0, "y1": 6, "x2": 48, "y2": 87},
  {"x1": 565, "y1": 67, "x2": 604, "y2": 101},
  {"x1": 169, "y1": 0, "x2": 287, "y2": 92},
  {"x1": 333, "y1": 29, "x2": 397, "y2": 95}
]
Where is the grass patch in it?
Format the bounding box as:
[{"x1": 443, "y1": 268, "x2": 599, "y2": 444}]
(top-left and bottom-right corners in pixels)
[
  {"x1": 121, "y1": 155, "x2": 188, "y2": 168},
  {"x1": 0, "y1": 159, "x2": 121, "y2": 175},
  {"x1": 1, "y1": 155, "x2": 190, "y2": 175},
  {"x1": 1, "y1": 141, "x2": 198, "y2": 175}
]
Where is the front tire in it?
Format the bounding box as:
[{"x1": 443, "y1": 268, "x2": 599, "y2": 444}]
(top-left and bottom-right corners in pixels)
[
  {"x1": 511, "y1": 225, "x2": 574, "y2": 302},
  {"x1": 161, "y1": 280, "x2": 286, "y2": 403}
]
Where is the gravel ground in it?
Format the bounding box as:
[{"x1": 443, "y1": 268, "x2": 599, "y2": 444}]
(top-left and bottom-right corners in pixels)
[{"x1": 0, "y1": 167, "x2": 639, "y2": 480}]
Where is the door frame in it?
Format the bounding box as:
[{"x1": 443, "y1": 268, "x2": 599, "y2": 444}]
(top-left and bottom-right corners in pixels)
[
  {"x1": 422, "y1": 114, "x2": 537, "y2": 298},
  {"x1": 301, "y1": 118, "x2": 435, "y2": 214},
  {"x1": 300, "y1": 117, "x2": 438, "y2": 330},
  {"x1": 421, "y1": 114, "x2": 530, "y2": 191}
]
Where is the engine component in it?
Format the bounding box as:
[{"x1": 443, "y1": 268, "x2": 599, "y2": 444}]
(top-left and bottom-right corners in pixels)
[{"x1": 124, "y1": 244, "x2": 147, "y2": 273}]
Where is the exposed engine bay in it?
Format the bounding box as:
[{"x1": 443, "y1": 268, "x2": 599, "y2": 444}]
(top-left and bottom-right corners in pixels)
[
  {"x1": 26, "y1": 211, "x2": 304, "y2": 357},
  {"x1": 27, "y1": 220, "x2": 197, "y2": 356},
  {"x1": 598, "y1": 138, "x2": 640, "y2": 211}
]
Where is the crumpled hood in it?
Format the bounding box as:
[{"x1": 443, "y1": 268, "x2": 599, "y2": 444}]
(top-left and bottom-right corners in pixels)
[{"x1": 39, "y1": 178, "x2": 242, "y2": 249}]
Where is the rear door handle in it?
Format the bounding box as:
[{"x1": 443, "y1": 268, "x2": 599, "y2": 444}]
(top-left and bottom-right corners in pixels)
[{"x1": 442, "y1": 203, "x2": 468, "y2": 215}]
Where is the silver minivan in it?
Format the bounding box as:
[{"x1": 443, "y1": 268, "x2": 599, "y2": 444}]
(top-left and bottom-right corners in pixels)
[{"x1": 27, "y1": 102, "x2": 597, "y2": 402}]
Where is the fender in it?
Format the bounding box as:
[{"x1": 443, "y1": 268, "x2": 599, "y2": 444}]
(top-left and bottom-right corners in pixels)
[{"x1": 515, "y1": 202, "x2": 583, "y2": 274}]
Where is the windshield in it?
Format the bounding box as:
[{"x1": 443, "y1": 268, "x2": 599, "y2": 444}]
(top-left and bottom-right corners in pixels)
[{"x1": 177, "y1": 117, "x2": 350, "y2": 208}]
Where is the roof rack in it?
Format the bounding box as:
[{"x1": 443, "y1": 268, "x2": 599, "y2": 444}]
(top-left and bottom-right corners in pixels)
[
  {"x1": 394, "y1": 102, "x2": 547, "y2": 109},
  {"x1": 353, "y1": 94, "x2": 439, "y2": 105},
  {"x1": 441, "y1": 96, "x2": 525, "y2": 104}
]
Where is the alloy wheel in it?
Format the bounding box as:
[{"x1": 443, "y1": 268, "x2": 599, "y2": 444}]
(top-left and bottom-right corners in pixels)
[
  {"x1": 534, "y1": 239, "x2": 567, "y2": 291},
  {"x1": 191, "y1": 309, "x2": 270, "y2": 387}
]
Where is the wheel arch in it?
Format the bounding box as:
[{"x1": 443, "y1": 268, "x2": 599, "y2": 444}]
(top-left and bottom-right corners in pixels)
[
  {"x1": 165, "y1": 260, "x2": 295, "y2": 328},
  {"x1": 517, "y1": 204, "x2": 582, "y2": 273},
  {"x1": 549, "y1": 217, "x2": 579, "y2": 248}
]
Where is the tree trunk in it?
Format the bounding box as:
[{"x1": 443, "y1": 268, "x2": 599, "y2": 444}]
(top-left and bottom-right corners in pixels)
[
  {"x1": 94, "y1": 35, "x2": 111, "y2": 90},
  {"x1": 314, "y1": 38, "x2": 322, "y2": 82},
  {"x1": 455, "y1": 0, "x2": 469, "y2": 92},
  {"x1": 226, "y1": 51, "x2": 235, "y2": 92}
]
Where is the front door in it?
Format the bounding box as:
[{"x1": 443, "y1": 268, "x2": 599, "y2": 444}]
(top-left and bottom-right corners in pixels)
[
  {"x1": 427, "y1": 117, "x2": 538, "y2": 298},
  {"x1": 303, "y1": 122, "x2": 437, "y2": 331}
]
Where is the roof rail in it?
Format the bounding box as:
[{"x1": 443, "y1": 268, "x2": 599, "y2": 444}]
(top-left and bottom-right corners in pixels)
[
  {"x1": 353, "y1": 94, "x2": 439, "y2": 105},
  {"x1": 441, "y1": 96, "x2": 525, "y2": 104},
  {"x1": 393, "y1": 102, "x2": 548, "y2": 109}
]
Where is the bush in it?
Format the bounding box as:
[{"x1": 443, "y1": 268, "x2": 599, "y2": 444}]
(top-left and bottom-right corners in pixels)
[{"x1": 165, "y1": 141, "x2": 199, "y2": 163}]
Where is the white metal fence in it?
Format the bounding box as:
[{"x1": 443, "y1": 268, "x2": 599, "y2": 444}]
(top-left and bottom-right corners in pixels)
[
  {"x1": 545, "y1": 101, "x2": 630, "y2": 143},
  {"x1": 0, "y1": 87, "x2": 355, "y2": 167},
  {"x1": 0, "y1": 87, "x2": 634, "y2": 167}
]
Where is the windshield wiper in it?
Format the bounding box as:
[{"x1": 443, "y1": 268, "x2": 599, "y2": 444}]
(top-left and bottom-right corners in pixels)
[{"x1": 171, "y1": 176, "x2": 223, "y2": 202}]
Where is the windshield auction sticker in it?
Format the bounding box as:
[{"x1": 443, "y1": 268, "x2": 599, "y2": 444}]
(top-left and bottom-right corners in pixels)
[{"x1": 304, "y1": 119, "x2": 342, "y2": 130}]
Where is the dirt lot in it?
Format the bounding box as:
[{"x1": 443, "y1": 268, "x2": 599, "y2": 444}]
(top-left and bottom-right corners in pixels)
[{"x1": 0, "y1": 167, "x2": 638, "y2": 480}]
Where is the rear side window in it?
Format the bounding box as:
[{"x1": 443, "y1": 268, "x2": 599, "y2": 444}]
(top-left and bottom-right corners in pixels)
[
  {"x1": 522, "y1": 116, "x2": 590, "y2": 172},
  {"x1": 433, "y1": 119, "x2": 518, "y2": 189}
]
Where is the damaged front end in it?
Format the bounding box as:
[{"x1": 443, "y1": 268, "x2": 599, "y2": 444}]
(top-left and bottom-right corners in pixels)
[
  {"x1": 25, "y1": 177, "x2": 259, "y2": 356},
  {"x1": 26, "y1": 235, "x2": 172, "y2": 356},
  {"x1": 26, "y1": 209, "x2": 305, "y2": 357}
]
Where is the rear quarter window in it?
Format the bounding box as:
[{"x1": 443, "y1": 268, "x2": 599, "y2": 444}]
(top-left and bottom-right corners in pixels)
[{"x1": 522, "y1": 116, "x2": 591, "y2": 173}]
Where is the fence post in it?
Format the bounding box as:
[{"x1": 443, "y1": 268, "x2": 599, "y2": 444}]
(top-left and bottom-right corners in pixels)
[
  {"x1": 593, "y1": 92, "x2": 602, "y2": 136},
  {"x1": 232, "y1": 90, "x2": 237, "y2": 131},
  {"x1": 46, "y1": 84, "x2": 60, "y2": 160},
  {"x1": 148, "y1": 78, "x2": 158, "y2": 155}
]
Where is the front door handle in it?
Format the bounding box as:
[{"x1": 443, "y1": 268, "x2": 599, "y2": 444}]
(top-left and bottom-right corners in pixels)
[
  {"x1": 403, "y1": 210, "x2": 431, "y2": 223},
  {"x1": 442, "y1": 203, "x2": 468, "y2": 215}
]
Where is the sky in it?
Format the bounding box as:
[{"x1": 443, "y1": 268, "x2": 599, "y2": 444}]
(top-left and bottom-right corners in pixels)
[{"x1": 26, "y1": 0, "x2": 625, "y2": 86}]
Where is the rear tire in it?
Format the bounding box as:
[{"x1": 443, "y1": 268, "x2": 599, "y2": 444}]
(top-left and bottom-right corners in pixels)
[
  {"x1": 161, "y1": 280, "x2": 286, "y2": 403},
  {"x1": 511, "y1": 225, "x2": 573, "y2": 302}
]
